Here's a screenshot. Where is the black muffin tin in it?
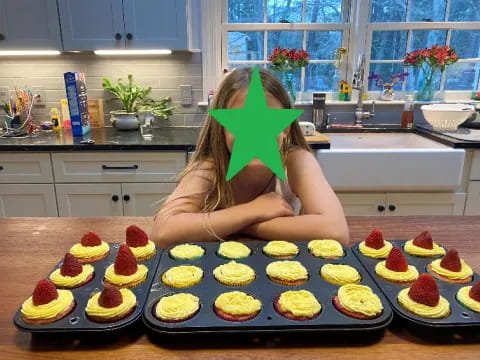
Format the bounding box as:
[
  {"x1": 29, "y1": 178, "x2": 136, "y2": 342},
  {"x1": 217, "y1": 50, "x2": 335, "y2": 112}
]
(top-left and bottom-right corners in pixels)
[
  {"x1": 14, "y1": 243, "x2": 161, "y2": 333},
  {"x1": 353, "y1": 240, "x2": 480, "y2": 327},
  {"x1": 143, "y1": 241, "x2": 393, "y2": 334}
]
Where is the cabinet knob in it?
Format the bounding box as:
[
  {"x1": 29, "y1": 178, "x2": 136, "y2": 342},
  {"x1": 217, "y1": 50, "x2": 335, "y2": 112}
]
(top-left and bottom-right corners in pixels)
[
  {"x1": 126, "y1": 33, "x2": 133, "y2": 40},
  {"x1": 123, "y1": 194, "x2": 130, "y2": 202},
  {"x1": 0, "y1": 34, "x2": 5, "y2": 41},
  {"x1": 112, "y1": 195, "x2": 119, "y2": 202},
  {"x1": 115, "y1": 33, "x2": 122, "y2": 40},
  {"x1": 0, "y1": 166, "x2": 3, "y2": 171},
  {"x1": 377, "y1": 205, "x2": 385, "y2": 212},
  {"x1": 388, "y1": 204, "x2": 396, "y2": 211}
]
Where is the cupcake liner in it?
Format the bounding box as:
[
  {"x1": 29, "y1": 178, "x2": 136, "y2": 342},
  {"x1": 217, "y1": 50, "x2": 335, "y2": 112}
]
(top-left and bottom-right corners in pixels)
[
  {"x1": 213, "y1": 305, "x2": 260, "y2": 322},
  {"x1": 374, "y1": 273, "x2": 415, "y2": 287},
  {"x1": 262, "y1": 251, "x2": 298, "y2": 260},
  {"x1": 332, "y1": 296, "x2": 380, "y2": 320},
  {"x1": 427, "y1": 264, "x2": 473, "y2": 284},
  {"x1": 273, "y1": 296, "x2": 320, "y2": 321},
  {"x1": 22, "y1": 300, "x2": 76, "y2": 325},
  {"x1": 267, "y1": 275, "x2": 307, "y2": 286},
  {"x1": 214, "y1": 275, "x2": 255, "y2": 287}
]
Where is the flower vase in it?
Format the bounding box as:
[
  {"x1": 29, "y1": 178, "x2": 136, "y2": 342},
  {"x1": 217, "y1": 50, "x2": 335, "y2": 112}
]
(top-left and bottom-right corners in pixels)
[
  {"x1": 282, "y1": 70, "x2": 297, "y2": 103},
  {"x1": 380, "y1": 84, "x2": 395, "y2": 101},
  {"x1": 416, "y1": 67, "x2": 441, "y2": 102}
]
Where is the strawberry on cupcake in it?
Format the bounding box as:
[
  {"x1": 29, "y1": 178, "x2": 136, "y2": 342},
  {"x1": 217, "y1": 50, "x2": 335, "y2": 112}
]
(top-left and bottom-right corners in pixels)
[
  {"x1": 404, "y1": 231, "x2": 445, "y2": 257},
  {"x1": 125, "y1": 225, "x2": 156, "y2": 261},
  {"x1": 428, "y1": 248, "x2": 473, "y2": 284},
  {"x1": 375, "y1": 246, "x2": 419, "y2": 285},
  {"x1": 457, "y1": 281, "x2": 480, "y2": 313},
  {"x1": 85, "y1": 285, "x2": 137, "y2": 323},
  {"x1": 358, "y1": 228, "x2": 393, "y2": 258},
  {"x1": 104, "y1": 244, "x2": 148, "y2": 288},
  {"x1": 69, "y1": 232, "x2": 110, "y2": 263},
  {"x1": 49, "y1": 253, "x2": 95, "y2": 289}
]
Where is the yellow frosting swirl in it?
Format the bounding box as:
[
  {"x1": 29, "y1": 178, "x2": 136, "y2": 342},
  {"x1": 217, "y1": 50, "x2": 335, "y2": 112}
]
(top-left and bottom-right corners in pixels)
[
  {"x1": 162, "y1": 265, "x2": 203, "y2": 288},
  {"x1": 263, "y1": 241, "x2": 299, "y2": 257},
  {"x1": 218, "y1": 241, "x2": 251, "y2": 259},
  {"x1": 404, "y1": 239, "x2": 445, "y2": 257},
  {"x1": 338, "y1": 284, "x2": 383, "y2": 316},
  {"x1": 86, "y1": 288, "x2": 137, "y2": 319},
  {"x1": 375, "y1": 261, "x2": 419, "y2": 282},
  {"x1": 398, "y1": 287, "x2": 450, "y2": 318},
  {"x1": 49, "y1": 264, "x2": 94, "y2": 287},
  {"x1": 308, "y1": 239, "x2": 344, "y2": 258},
  {"x1": 155, "y1": 293, "x2": 200, "y2": 321},
  {"x1": 213, "y1": 261, "x2": 256, "y2": 285},
  {"x1": 69, "y1": 241, "x2": 109, "y2": 260},
  {"x1": 214, "y1": 291, "x2": 261, "y2": 316},
  {"x1": 321, "y1": 264, "x2": 361, "y2": 285},
  {"x1": 104, "y1": 264, "x2": 148, "y2": 286},
  {"x1": 266, "y1": 261, "x2": 308, "y2": 281},
  {"x1": 170, "y1": 244, "x2": 205, "y2": 260},
  {"x1": 21, "y1": 290, "x2": 74, "y2": 320},
  {"x1": 128, "y1": 240, "x2": 156, "y2": 259},
  {"x1": 430, "y1": 259, "x2": 473, "y2": 280},
  {"x1": 278, "y1": 290, "x2": 321, "y2": 317},
  {"x1": 457, "y1": 286, "x2": 480, "y2": 313},
  {"x1": 358, "y1": 241, "x2": 393, "y2": 259}
]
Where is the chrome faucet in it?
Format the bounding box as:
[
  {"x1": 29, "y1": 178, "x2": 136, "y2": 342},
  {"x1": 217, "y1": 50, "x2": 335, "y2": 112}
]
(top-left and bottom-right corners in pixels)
[{"x1": 352, "y1": 54, "x2": 375, "y2": 126}]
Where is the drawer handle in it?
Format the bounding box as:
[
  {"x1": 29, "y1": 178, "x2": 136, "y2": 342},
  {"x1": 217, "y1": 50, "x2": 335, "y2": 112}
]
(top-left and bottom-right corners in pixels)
[{"x1": 102, "y1": 165, "x2": 138, "y2": 170}]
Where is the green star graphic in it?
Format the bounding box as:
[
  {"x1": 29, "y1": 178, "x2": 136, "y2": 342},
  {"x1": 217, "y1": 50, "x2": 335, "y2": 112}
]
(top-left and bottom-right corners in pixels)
[{"x1": 209, "y1": 66, "x2": 303, "y2": 181}]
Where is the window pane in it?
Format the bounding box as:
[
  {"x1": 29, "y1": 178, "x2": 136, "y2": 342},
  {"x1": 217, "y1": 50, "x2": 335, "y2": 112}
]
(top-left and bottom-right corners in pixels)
[
  {"x1": 305, "y1": 0, "x2": 344, "y2": 23},
  {"x1": 305, "y1": 64, "x2": 337, "y2": 91},
  {"x1": 405, "y1": 67, "x2": 441, "y2": 91},
  {"x1": 450, "y1": 30, "x2": 480, "y2": 59},
  {"x1": 306, "y1": 31, "x2": 342, "y2": 60},
  {"x1": 444, "y1": 62, "x2": 480, "y2": 90},
  {"x1": 228, "y1": 0, "x2": 263, "y2": 23},
  {"x1": 449, "y1": 0, "x2": 480, "y2": 22},
  {"x1": 370, "y1": 0, "x2": 407, "y2": 22},
  {"x1": 410, "y1": 30, "x2": 447, "y2": 51},
  {"x1": 267, "y1": 31, "x2": 303, "y2": 56},
  {"x1": 268, "y1": 64, "x2": 302, "y2": 93},
  {"x1": 228, "y1": 32, "x2": 264, "y2": 61},
  {"x1": 368, "y1": 63, "x2": 406, "y2": 91},
  {"x1": 409, "y1": 0, "x2": 446, "y2": 22},
  {"x1": 267, "y1": 0, "x2": 303, "y2": 23},
  {"x1": 227, "y1": 63, "x2": 262, "y2": 71},
  {"x1": 371, "y1": 31, "x2": 407, "y2": 60}
]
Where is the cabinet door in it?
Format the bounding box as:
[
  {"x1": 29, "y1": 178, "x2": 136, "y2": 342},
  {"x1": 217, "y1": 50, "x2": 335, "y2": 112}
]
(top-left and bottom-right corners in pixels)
[
  {"x1": 0, "y1": 184, "x2": 57, "y2": 217},
  {"x1": 0, "y1": 0, "x2": 62, "y2": 49},
  {"x1": 465, "y1": 182, "x2": 480, "y2": 215},
  {"x1": 336, "y1": 194, "x2": 387, "y2": 216},
  {"x1": 56, "y1": 184, "x2": 123, "y2": 217},
  {"x1": 386, "y1": 193, "x2": 466, "y2": 216},
  {"x1": 58, "y1": 0, "x2": 125, "y2": 50},
  {"x1": 123, "y1": 0, "x2": 187, "y2": 49},
  {"x1": 122, "y1": 183, "x2": 175, "y2": 216}
]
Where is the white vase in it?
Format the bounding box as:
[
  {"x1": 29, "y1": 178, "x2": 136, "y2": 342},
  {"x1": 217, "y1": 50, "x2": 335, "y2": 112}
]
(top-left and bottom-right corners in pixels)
[{"x1": 110, "y1": 112, "x2": 139, "y2": 130}]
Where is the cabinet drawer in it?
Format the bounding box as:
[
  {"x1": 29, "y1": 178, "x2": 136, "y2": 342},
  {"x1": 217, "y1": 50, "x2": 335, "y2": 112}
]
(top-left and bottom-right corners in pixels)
[
  {"x1": 470, "y1": 151, "x2": 480, "y2": 180},
  {"x1": 0, "y1": 153, "x2": 53, "y2": 183},
  {"x1": 52, "y1": 152, "x2": 186, "y2": 183}
]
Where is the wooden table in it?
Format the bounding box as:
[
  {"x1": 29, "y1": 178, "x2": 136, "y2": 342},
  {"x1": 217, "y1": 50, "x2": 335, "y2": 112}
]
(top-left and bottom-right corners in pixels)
[{"x1": 1, "y1": 216, "x2": 479, "y2": 360}]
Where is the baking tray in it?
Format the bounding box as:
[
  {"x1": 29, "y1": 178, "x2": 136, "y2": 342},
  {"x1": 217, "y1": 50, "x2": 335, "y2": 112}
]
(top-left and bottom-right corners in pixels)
[
  {"x1": 143, "y1": 241, "x2": 393, "y2": 334},
  {"x1": 352, "y1": 240, "x2": 480, "y2": 327},
  {"x1": 14, "y1": 243, "x2": 161, "y2": 333}
]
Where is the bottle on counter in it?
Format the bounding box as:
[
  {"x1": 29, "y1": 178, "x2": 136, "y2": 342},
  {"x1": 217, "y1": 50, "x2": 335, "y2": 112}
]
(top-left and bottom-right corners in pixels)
[
  {"x1": 312, "y1": 92, "x2": 326, "y2": 129},
  {"x1": 50, "y1": 107, "x2": 62, "y2": 132},
  {"x1": 401, "y1": 95, "x2": 414, "y2": 129}
]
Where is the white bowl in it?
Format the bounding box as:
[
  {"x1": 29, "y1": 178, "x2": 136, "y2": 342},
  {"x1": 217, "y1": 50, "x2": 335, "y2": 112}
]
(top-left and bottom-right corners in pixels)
[{"x1": 421, "y1": 103, "x2": 475, "y2": 131}]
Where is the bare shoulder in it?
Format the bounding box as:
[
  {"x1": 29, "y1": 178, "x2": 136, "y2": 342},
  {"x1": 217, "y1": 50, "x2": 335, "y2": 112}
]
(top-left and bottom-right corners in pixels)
[{"x1": 286, "y1": 148, "x2": 320, "y2": 174}]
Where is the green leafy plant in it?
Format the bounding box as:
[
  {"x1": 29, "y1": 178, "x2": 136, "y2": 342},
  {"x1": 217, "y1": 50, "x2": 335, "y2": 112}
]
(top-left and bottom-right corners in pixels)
[
  {"x1": 138, "y1": 97, "x2": 175, "y2": 119},
  {"x1": 102, "y1": 74, "x2": 152, "y2": 113}
]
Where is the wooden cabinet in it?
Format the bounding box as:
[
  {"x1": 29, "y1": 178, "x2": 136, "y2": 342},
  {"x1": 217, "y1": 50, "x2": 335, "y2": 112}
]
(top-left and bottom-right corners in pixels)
[{"x1": 0, "y1": 184, "x2": 57, "y2": 217}]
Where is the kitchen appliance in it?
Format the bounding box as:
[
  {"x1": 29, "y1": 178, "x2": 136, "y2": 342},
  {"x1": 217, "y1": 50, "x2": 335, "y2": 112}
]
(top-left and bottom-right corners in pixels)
[
  {"x1": 299, "y1": 121, "x2": 315, "y2": 136},
  {"x1": 312, "y1": 92, "x2": 326, "y2": 129}
]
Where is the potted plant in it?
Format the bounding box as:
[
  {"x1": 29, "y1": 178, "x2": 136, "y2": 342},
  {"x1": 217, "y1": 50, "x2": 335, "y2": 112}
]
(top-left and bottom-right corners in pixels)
[{"x1": 138, "y1": 96, "x2": 175, "y2": 119}]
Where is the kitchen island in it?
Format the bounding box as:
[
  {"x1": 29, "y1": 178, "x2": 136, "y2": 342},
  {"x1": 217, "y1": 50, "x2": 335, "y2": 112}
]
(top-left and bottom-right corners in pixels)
[{"x1": 1, "y1": 216, "x2": 479, "y2": 360}]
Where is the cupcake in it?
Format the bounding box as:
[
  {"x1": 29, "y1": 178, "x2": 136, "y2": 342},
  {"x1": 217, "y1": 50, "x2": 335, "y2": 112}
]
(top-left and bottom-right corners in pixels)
[
  {"x1": 263, "y1": 241, "x2": 299, "y2": 259},
  {"x1": 427, "y1": 248, "x2": 473, "y2": 284},
  {"x1": 125, "y1": 225, "x2": 156, "y2": 261},
  {"x1": 404, "y1": 231, "x2": 445, "y2": 257},
  {"x1": 213, "y1": 261, "x2": 256, "y2": 286},
  {"x1": 69, "y1": 232, "x2": 110, "y2": 263},
  {"x1": 154, "y1": 293, "x2": 201, "y2": 322},
  {"x1": 397, "y1": 274, "x2": 450, "y2": 318},
  {"x1": 85, "y1": 285, "x2": 137, "y2": 323},
  {"x1": 456, "y1": 281, "x2": 480, "y2": 313},
  {"x1": 320, "y1": 264, "x2": 361, "y2": 286},
  {"x1": 162, "y1": 265, "x2": 203, "y2": 288},
  {"x1": 308, "y1": 239, "x2": 344, "y2": 259},
  {"x1": 104, "y1": 244, "x2": 148, "y2": 288},
  {"x1": 333, "y1": 284, "x2": 383, "y2": 320},
  {"x1": 21, "y1": 279, "x2": 75, "y2": 325},
  {"x1": 217, "y1": 241, "x2": 251, "y2": 259},
  {"x1": 358, "y1": 229, "x2": 392, "y2": 259},
  {"x1": 274, "y1": 290, "x2": 321, "y2": 320},
  {"x1": 213, "y1": 291, "x2": 261, "y2": 321},
  {"x1": 170, "y1": 244, "x2": 205, "y2": 260},
  {"x1": 49, "y1": 253, "x2": 94, "y2": 289},
  {"x1": 266, "y1": 260, "x2": 308, "y2": 286},
  {"x1": 375, "y1": 247, "x2": 419, "y2": 286}
]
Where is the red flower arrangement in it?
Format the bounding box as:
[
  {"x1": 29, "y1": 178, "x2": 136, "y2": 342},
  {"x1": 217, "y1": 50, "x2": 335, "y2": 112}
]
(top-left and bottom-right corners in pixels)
[{"x1": 268, "y1": 47, "x2": 310, "y2": 72}]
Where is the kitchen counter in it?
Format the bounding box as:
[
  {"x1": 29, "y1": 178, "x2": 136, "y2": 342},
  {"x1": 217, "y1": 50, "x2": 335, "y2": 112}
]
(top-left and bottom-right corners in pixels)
[{"x1": 2, "y1": 216, "x2": 479, "y2": 360}]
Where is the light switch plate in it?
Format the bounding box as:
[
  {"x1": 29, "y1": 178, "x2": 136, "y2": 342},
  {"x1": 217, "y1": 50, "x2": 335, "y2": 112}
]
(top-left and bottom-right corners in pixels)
[
  {"x1": 32, "y1": 86, "x2": 46, "y2": 106},
  {"x1": 0, "y1": 86, "x2": 9, "y2": 104},
  {"x1": 180, "y1": 84, "x2": 192, "y2": 105}
]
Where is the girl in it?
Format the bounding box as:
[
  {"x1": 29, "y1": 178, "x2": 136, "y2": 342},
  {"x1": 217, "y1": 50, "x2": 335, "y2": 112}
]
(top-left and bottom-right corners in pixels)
[{"x1": 152, "y1": 68, "x2": 349, "y2": 246}]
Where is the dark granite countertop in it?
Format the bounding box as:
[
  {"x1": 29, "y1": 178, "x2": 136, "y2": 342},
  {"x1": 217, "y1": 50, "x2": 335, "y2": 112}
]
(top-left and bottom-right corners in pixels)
[{"x1": 415, "y1": 126, "x2": 480, "y2": 149}]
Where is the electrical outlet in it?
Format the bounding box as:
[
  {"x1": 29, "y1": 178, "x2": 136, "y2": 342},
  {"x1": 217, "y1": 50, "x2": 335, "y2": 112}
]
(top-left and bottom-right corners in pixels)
[
  {"x1": 0, "y1": 86, "x2": 9, "y2": 104},
  {"x1": 180, "y1": 84, "x2": 193, "y2": 105},
  {"x1": 32, "y1": 86, "x2": 46, "y2": 106}
]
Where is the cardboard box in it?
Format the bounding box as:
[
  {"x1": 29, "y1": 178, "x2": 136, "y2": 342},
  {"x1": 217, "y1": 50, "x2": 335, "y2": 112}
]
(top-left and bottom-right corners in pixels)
[
  {"x1": 64, "y1": 72, "x2": 90, "y2": 137},
  {"x1": 87, "y1": 99, "x2": 104, "y2": 128}
]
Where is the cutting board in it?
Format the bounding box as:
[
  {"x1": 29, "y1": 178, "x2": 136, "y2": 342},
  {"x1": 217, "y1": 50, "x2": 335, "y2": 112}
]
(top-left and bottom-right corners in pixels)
[{"x1": 304, "y1": 131, "x2": 330, "y2": 143}]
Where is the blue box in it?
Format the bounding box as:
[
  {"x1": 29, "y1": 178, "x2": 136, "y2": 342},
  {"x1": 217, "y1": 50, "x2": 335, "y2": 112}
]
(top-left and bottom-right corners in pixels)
[{"x1": 64, "y1": 72, "x2": 91, "y2": 137}]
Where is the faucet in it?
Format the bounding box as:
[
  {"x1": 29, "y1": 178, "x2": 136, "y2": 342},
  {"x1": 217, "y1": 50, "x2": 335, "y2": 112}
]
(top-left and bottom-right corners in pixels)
[{"x1": 352, "y1": 54, "x2": 375, "y2": 126}]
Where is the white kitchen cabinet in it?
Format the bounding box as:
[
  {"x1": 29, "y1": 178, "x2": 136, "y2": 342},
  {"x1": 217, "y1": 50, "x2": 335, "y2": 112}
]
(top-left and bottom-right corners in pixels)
[
  {"x1": 0, "y1": 153, "x2": 53, "y2": 183},
  {"x1": 470, "y1": 151, "x2": 480, "y2": 180},
  {"x1": 0, "y1": 184, "x2": 57, "y2": 217},
  {"x1": 464, "y1": 182, "x2": 480, "y2": 215},
  {"x1": 122, "y1": 183, "x2": 175, "y2": 216},
  {"x1": 336, "y1": 194, "x2": 387, "y2": 216}
]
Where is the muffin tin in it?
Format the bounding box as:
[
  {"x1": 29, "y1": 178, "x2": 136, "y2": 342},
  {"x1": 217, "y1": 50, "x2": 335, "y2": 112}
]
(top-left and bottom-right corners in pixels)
[
  {"x1": 14, "y1": 243, "x2": 161, "y2": 333},
  {"x1": 353, "y1": 240, "x2": 480, "y2": 327},
  {"x1": 143, "y1": 241, "x2": 393, "y2": 334}
]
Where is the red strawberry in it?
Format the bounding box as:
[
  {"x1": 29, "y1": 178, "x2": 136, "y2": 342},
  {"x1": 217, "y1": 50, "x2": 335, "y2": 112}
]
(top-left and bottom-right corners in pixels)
[
  {"x1": 60, "y1": 253, "x2": 83, "y2": 277},
  {"x1": 469, "y1": 281, "x2": 480, "y2": 302},
  {"x1": 126, "y1": 225, "x2": 148, "y2": 247},
  {"x1": 408, "y1": 274, "x2": 439, "y2": 307},
  {"x1": 98, "y1": 285, "x2": 123, "y2": 308},
  {"x1": 386, "y1": 246, "x2": 408, "y2": 272},
  {"x1": 412, "y1": 231, "x2": 433, "y2": 250},
  {"x1": 365, "y1": 228, "x2": 384, "y2": 249},
  {"x1": 440, "y1": 248, "x2": 462, "y2": 272},
  {"x1": 114, "y1": 244, "x2": 138, "y2": 276},
  {"x1": 81, "y1": 232, "x2": 101, "y2": 247},
  {"x1": 32, "y1": 279, "x2": 59, "y2": 306}
]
